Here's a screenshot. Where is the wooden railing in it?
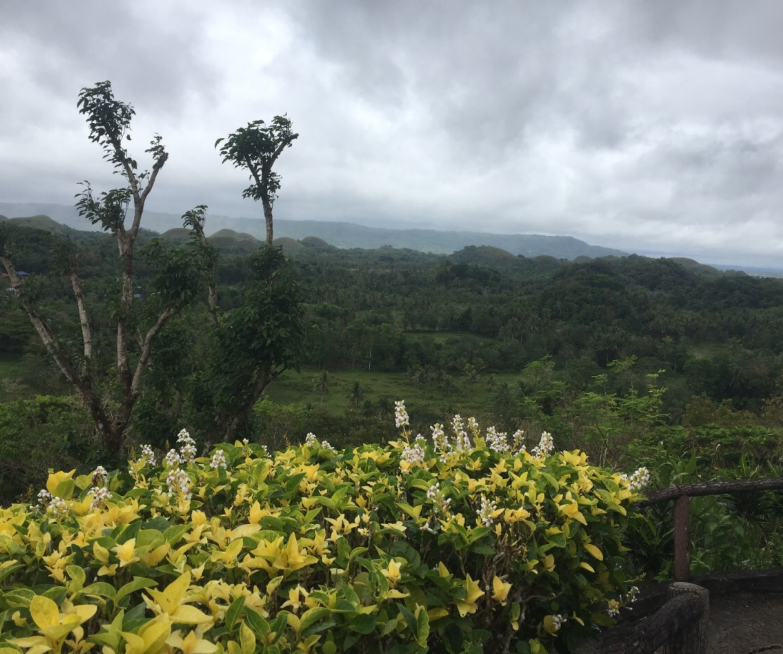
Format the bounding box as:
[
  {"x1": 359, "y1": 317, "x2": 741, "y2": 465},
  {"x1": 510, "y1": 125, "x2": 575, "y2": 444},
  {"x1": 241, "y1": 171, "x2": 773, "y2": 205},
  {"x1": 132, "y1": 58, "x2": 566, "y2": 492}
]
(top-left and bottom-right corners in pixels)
[
  {"x1": 580, "y1": 477, "x2": 783, "y2": 653},
  {"x1": 638, "y1": 476, "x2": 783, "y2": 581}
]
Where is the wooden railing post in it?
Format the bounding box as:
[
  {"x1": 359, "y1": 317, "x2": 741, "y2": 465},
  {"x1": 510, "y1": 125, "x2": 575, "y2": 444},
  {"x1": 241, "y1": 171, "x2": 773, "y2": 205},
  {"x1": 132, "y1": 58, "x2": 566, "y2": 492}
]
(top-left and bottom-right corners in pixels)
[
  {"x1": 662, "y1": 583, "x2": 709, "y2": 654},
  {"x1": 673, "y1": 495, "x2": 690, "y2": 581}
]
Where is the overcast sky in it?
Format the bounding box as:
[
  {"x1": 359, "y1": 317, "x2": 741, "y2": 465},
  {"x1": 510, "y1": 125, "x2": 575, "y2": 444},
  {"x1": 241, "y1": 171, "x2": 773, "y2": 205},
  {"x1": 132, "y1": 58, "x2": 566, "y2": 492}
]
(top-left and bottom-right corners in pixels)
[{"x1": 2, "y1": 1, "x2": 783, "y2": 266}]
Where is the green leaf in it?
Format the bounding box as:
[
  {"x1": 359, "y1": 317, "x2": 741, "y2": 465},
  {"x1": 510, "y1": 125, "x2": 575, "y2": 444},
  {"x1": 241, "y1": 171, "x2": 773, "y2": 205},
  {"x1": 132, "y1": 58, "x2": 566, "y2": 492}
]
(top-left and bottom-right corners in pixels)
[
  {"x1": 115, "y1": 577, "x2": 157, "y2": 604},
  {"x1": 398, "y1": 604, "x2": 417, "y2": 634},
  {"x1": 82, "y1": 582, "x2": 117, "y2": 599},
  {"x1": 469, "y1": 544, "x2": 495, "y2": 556},
  {"x1": 299, "y1": 607, "x2": 329, "y2": 633},
  {"x1": 163, "y1": 524, "x2": 191, "y2": 545},
  {"x1": 466, "y1": 527, "x2": 491, "y2": 544},
  {"x1": 415, "y1": 606, "x2": 430, "y2": 647},
  {"x1": 244, "y1": 607, "x2": 270, "y2": 638},
  {"x1": 0, "y1": 564, "x2": 21, "y2": 584},
  {"x1": 225, "y1": 596, "x2": 245, "y2": 631},
  {"x1": 349, "y1": 613, "x2": 376, "y2": 634},
  {"x1": 53, "y1": 479, "x2": 75, "y2": 500}
]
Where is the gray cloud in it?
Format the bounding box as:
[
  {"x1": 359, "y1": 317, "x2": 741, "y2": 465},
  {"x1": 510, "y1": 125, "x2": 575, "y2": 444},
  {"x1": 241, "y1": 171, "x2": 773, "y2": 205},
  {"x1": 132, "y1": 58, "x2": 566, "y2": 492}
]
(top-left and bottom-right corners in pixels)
[{"x1": 1, "y1": 0, "x2": 783, "y2": 266}]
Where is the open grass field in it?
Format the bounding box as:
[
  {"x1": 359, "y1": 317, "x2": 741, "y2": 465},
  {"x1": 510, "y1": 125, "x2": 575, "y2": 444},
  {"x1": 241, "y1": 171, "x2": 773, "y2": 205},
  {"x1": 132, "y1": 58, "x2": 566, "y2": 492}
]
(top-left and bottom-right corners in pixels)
[
  {"x1": 264, "y1": 366, "x2": 522, "y2": 419},
  {"x1": 0, "y1": 357, "x2": 20, "y2": 378},
  {"x1": 0, "y1": 356, "x2": 24, "y2": 403},
  {"x1": 0, "y1": 352, "x2": 523, "y2": 420}
]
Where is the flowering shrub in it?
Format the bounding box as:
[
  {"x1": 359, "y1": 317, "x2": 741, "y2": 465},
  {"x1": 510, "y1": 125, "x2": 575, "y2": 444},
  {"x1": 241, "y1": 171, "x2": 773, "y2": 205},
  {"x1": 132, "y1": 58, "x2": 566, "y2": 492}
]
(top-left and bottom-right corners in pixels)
[{"x1": 0, "y1": 406, "x2": 645, "y2": 654}]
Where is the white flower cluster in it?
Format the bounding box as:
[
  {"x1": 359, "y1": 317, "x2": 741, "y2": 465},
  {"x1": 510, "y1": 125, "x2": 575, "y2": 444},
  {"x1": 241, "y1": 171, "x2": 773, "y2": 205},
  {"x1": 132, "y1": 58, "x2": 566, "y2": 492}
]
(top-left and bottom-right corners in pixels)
[
  {"x1": 431, "y1": 417, "x2": 471, "y2": 462},
  {"x1": 512, "y1": 429, "x2": 526, "y2": 452},
  {"x1": 177, "y1": 429, "x2": 197, "y2": 462},
  {"x1": 478, "y1": 495, "x2": 498, "y2": 527},
  {"x1": 550, "y1": 614, "x2": 567, "y2": 631},
  {"x1": 92, "y1": 466, "x2": 108, "y2": 487},
  {"x1": 485, "y1": 426, "x2": 509, "y2": 452},
  {"x1": 46, "y1": 496, "x2": 68, "y2": 520},
  {"x1": 164, "y1": 449, "x2": 182, "y2": 467},
  {"x1": 431, "y1": 423, "x2": 448, "y2": 452},
  {"x1": 624, "y1": 586, "x2": 640, "y2": 603},
  {"x1": 166, "y1": 468, "x2": 191, "y2": 500},
  {"x1": 140, "y1": 444, "x2": 157, "y2": 466},
  {"x1": 627, "y1": 467, "x2": 650, "y2": 491},
  {"x1": 210, "y1": 450, "x2": 227, "y2": 470},
  {"x1": 531, "y1": 431, "x2": 555, "y2": 458},
  {"x1": 400, "y1": 441, "x2": 425, "y2": 469},
  {"x1": 35, "y1": 488, "x2": 52, "y2": 509},
  {"x1": 305, "y1": 432, "x2": 336, "y2": 452},
  {"x1": 89, "y1": 486, "x2": 111, "y2": 511},
  {"x1": 452, "y1": 414, "x2": 467, "y2": 441},
  {"x1": 426, "y1": 482, "x2": 451, "y2": 513},
  {"x1": 394, "y1": 400, "x2": 409, "y2": 428}
]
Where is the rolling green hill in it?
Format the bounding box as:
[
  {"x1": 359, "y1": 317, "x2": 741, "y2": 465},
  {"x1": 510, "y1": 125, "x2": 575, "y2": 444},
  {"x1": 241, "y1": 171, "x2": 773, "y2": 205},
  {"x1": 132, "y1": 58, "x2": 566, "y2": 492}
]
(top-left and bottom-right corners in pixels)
[
  {"x1": 6, "y1": 215, "x2": 74, "y2": 235},
  {"x1": 0, "y1": 202, "x2": 625, "y2": 260}
]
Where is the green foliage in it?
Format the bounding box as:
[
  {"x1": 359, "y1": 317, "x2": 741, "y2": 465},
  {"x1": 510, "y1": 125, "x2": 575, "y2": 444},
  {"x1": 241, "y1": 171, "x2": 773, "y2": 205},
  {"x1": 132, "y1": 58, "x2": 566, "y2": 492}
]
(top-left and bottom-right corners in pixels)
[
  {"x1": 0, "y1": 396, "x2": 100, "y2": 502},
  {"x1": 0, "y1": 419, "x2": 643, "y2": 654},
  {"x1": 188, "y1": 247, "x2": 305, "y2": 439},
  {"x1": 215, "y1": 117, "x2": 298, "y2": 205}
]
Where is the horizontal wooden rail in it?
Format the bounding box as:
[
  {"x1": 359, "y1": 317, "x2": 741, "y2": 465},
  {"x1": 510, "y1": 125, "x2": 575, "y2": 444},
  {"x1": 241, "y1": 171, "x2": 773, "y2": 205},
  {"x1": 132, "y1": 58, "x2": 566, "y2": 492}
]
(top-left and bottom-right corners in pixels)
[
  {"x1": 636, "y1": 476, "x2": 783, "y2": 581},
  {"x1": 638, "y1": 476, "x2": 783, "y2": 507}
]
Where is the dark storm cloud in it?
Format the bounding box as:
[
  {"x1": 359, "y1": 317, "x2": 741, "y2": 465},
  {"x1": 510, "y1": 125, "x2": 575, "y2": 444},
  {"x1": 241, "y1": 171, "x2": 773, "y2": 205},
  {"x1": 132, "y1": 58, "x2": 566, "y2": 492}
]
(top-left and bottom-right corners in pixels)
[
  {"x1": 2, "y1": 1, "x2": 783, "y2": 266},
  {"x1": 1, "y1": 2, "x2": 219, "y2": 116}
]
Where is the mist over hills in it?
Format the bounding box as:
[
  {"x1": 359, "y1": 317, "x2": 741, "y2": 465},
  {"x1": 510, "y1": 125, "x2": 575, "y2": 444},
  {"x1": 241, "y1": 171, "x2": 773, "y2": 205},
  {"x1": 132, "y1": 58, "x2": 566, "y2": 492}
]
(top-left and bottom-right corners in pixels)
[{"x1": 0, "y1": 202, "x2": 625, "y2": 260}]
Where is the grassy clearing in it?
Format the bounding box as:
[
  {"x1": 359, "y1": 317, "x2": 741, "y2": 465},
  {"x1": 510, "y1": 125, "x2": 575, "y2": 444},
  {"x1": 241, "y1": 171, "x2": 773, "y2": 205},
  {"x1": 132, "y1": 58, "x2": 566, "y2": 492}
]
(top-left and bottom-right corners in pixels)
[
  {"x1": 264, "y1": 367, "x2": 522, "y2": 418},
  {"x1": 0, "y1": 356, "x2": 24, "y2": 403}
]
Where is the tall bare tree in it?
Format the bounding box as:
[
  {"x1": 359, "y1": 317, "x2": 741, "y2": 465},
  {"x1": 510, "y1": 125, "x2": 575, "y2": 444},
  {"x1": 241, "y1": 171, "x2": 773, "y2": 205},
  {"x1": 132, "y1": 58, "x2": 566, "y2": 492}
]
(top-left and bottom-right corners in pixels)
[{"x1": 0, "y1": 81, "x2": 200, "y2": 452}]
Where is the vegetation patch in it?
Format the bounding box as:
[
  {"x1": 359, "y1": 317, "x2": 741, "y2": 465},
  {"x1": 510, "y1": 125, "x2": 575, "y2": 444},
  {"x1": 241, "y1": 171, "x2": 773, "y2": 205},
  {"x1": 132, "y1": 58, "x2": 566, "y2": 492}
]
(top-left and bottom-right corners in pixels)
[{"x1": 0, "y1": 409, "x2": 644, "y2": 653}]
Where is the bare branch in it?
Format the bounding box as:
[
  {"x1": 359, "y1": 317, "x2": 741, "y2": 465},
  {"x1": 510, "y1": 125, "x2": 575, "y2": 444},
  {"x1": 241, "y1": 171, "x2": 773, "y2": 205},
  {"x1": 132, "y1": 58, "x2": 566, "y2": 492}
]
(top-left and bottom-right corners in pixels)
[
  {"x1": 268, "y1": 132, "x2": 299, "y2": 168},
  {"x1": 130, "y1": 306, "x2": 177, "y2": 397},
  {"x1": 107, "y1": 133, "x2": 141, "y2": 203},
  {"x1": 70, "y1": 272, "x2": 92, "y2": 362},
  {"x1": 186, "y1": 211, "x2": 219, "y2": 325}
]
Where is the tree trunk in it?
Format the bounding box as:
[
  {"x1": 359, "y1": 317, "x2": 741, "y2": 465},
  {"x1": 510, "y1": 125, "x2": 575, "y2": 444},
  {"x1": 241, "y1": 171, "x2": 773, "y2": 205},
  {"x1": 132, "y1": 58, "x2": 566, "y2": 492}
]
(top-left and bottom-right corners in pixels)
[
  {"x1": 225, "y1": 367, "x2": 271, "y2": 442},
  {"x1": 262, "y1": 196, "x2": 274, "y2": 246}
]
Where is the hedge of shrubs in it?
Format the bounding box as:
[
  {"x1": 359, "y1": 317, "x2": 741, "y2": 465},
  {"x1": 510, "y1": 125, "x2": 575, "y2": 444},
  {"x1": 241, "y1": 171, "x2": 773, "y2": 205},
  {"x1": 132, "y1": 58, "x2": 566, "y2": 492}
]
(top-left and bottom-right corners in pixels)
[{"x1": 0, "y1": 403, "x2": 644, "y2": 654}]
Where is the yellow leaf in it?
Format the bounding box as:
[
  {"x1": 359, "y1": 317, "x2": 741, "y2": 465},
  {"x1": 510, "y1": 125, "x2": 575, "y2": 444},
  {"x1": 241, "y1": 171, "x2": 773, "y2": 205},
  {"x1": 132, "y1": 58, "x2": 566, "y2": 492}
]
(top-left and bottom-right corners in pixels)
[
  {"x1": 113, "y1": 539, "x2": 139, "y2": 567},
  {"x1": 542, "y1": 615, "x2": 559, "y2": 636},
  {"x1": 492, "y1": 576, "x2": 511, "y2": 604},
  {"x1": 142, "y1": 543, "x2": 170, "y2": 567},
  {"x1": 240, "y1": 623, "x2": 256, "y2": 654},
  {"x1": 122, "y1": 631, "x2": 147, "y2": 654},
  {"x1": 580, "y1": 561, "x2": 595, "y2": 573},
  {"x1": 92, "y1": 542, "x2": 110, "y2": 564},
  {"x1": 73, "y1": 605, "x2": 97, "y2": 623},
  {"x1": 29, "y1": 595, "x2": 59, "y2": 631},
  {"x1": 172, "y1": 605, "x2": 213, "y2": 626},
  {"x1": 427, "y1": 608, "x2": 449, "y2": 621},
  {"x1": 46, "y1": 470, "x2": 76, "y2": 496},
  {"x1": 583, "y1": 543, "x2": 603, "y2": 561},
  {"x1": 147, "y1": 572, "x2": 191, "y2": 615},
  {"x1": 139, "y1": 615, "x2": 172, "y2": 654}
]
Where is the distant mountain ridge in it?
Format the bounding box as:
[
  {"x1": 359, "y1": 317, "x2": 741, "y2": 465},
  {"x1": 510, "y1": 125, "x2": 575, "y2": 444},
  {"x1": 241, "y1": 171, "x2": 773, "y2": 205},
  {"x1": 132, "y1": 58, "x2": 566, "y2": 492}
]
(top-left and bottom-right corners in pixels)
[{"x1": 0, "y1": 202, "x2": 626, "y2": 260}]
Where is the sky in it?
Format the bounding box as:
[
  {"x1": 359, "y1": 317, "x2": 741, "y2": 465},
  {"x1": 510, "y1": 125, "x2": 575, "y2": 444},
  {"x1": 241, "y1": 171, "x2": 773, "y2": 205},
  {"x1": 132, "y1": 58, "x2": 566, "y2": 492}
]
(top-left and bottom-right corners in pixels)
[{"x1": 2, "y1": 1, "x2": 783, "y2": 266}]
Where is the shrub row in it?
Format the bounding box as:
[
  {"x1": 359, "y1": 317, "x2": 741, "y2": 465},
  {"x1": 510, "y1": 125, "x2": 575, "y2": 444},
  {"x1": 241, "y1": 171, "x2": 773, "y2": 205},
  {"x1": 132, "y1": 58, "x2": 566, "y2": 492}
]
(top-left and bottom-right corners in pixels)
[{"x1": 0, "y1": 408, "x2": 642, "y2": 653}]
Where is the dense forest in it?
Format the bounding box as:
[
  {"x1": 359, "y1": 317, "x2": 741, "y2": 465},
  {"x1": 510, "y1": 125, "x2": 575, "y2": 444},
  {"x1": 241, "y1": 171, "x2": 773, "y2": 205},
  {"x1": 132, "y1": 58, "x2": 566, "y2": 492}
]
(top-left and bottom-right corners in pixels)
[{"x1": 3, "y1": 219, "x2": 783, "y2": 470}]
